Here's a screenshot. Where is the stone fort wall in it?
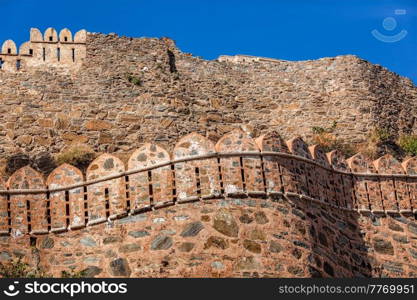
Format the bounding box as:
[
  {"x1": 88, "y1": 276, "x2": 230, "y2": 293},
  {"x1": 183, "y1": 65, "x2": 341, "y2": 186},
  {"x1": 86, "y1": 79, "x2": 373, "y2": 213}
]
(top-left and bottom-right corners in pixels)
[
  {"x1": 0, "y1": 28, "x2": 86, "y2": 72},
  {"x1": 0, "y1": 129, "x2": 416, "y2": 277},
  {"x1": 0, "y1": 30, "x2": 416, "y2": 165}
]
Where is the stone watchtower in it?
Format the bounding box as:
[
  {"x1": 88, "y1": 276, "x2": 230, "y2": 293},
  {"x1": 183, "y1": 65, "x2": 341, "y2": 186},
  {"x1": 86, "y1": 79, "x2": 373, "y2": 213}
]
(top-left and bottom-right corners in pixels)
[{"x1": 0, "y1": 27, "x2": 87, "y2": 72}]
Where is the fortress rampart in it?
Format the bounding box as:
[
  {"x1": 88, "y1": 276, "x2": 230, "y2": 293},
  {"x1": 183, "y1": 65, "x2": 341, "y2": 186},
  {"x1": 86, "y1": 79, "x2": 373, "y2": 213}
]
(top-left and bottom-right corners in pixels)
[
  {"x1": 0, "y1": 30, "x2": 416, "y2": 163},
  {"x1": 0, "y1": 129, "x2": 416, "y2": 277},
  {"x1": 0, "y1": 28, "x2": 417, "y2": 277},
  {"x1": 0, "y1": 28, "x2": 86, "y2": 72},
  {"x1": 218, "y1": 54, "x2": 285, "y2": 64}
]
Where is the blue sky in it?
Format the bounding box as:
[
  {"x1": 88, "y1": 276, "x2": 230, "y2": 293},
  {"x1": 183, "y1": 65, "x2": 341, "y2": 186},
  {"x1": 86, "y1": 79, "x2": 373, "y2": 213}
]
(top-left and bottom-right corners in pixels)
[{"x1": 1, "y1": 0, "x2": 416, "y2": 83}]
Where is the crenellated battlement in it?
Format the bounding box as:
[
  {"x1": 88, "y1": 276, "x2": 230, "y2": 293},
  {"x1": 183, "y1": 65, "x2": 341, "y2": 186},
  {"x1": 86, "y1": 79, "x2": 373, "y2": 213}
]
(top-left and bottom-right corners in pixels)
[
  {"x1": 0, "y1": 129, "x2": 416, "y2": 238},
  {"x1": 0, "y1": 27, "x2": 87, "y2": 72},
  {"x1": 1, "y1": 129, "x2": 416, "y2": 278},
  {"x1": 217, "y1": 54, "x2": 286, "y2": 64}
]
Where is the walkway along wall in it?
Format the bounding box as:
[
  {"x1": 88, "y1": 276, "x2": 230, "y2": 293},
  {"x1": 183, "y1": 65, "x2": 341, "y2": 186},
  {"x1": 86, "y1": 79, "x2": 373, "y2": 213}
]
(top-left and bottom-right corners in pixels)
[{"x1": 0, "y1": 129, "x2": 416, "y2": 277}]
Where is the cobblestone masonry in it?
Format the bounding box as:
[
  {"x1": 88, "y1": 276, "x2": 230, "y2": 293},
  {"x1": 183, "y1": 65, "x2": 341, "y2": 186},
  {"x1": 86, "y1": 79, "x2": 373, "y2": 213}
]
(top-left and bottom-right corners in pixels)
[
  {"x1": 0, "y1": 130, "x2": 416, "y2": 278},
  {"x1": 0, "y1": 28, "x2": 416, "y2": 165}
]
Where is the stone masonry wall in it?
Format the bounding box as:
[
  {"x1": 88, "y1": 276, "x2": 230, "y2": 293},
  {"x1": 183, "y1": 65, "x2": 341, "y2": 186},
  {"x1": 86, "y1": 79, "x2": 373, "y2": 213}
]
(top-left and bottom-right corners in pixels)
[
  {"x1": 0, "y1": 31, "x2": 416, "y2": 165},
  {"x1": 0, "y1": 130, "x2": 416, "y2": 277}
]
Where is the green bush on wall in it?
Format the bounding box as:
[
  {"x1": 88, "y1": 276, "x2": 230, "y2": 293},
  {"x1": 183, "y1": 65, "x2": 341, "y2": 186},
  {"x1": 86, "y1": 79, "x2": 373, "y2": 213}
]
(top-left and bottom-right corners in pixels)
[
  {"x1": 127, "y1": 74, "x2": 142, "y2": 86},
  {"x1": 398, "y1": 135, "x2": 417, "y2": 156},
  {"x1": 0, "y1": 259, "x2": 47, "y2": 278}
]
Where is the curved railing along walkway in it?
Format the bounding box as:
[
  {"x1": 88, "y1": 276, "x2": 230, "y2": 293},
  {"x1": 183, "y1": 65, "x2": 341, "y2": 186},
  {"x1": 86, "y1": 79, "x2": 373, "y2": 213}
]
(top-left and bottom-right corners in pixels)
[{"x1": 0, "y1": 129, "x2": 415, "y2": 236}]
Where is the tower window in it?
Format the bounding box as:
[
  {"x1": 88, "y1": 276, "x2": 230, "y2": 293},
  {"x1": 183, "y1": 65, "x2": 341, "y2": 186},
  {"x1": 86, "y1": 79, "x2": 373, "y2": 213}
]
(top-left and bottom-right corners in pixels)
[
  {"x1": 7, "y1": 48, "x2": 11, "y2": 54},
  {"x1": 57, "y1": 48, "x2": 60, "y2": 61},
  {"x1": 64, "y1": 37, "x2": 68, "y2": 42},
  {"x1": 42, "y1": 48, "x2": 46, "y2": 61},
  {"x1": 16, "y1": 59, "x2": 21, "y2": 70},
  {"x1": 72, "y1": 48, "x2": 75, "y2": 62},
  {"x1": 49, "y1": 36, "x2": 53, "y2": 41},
  {"x1": 29, "y1": 49, "x2": 33, "y2": 55}
]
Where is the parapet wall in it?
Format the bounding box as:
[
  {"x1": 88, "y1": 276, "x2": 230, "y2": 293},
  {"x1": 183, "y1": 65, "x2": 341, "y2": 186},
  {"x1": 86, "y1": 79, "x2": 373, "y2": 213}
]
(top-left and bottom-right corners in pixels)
[
  {"x1": 217, "y1": 54, "x2": 284, "y2": 64},
  {"x1": 0, "y1": 27, "x2": 86, "y2": 72},
  {"x1": 0, "y1": 129, "x2": 416, "y2": 277}
]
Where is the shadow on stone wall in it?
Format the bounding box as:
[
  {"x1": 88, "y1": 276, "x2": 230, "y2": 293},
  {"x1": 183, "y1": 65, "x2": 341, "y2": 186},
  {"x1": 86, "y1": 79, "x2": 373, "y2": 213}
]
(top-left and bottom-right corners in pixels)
[{"x1": 257, "y1": 131, "x2": 372, "y2": 277}]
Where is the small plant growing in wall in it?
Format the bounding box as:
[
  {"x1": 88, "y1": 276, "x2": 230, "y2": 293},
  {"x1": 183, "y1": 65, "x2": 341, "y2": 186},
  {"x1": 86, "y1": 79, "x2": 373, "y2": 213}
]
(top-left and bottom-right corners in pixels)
[
  {"x1": 61, "y1": 269, "x2": 87, "y2": 278},
  {"x1": 311, "y1": 121, "x2": 337, "y2": 135},
  {"x1": 0, "y1": 259, "x2": 48, "y2": 278},
  {"x1": 310, "y1": 121, "x2": 355, "y2": 156},
  {"x1": 356, "y1": 127, "x2": 393, "y2": 159},
  {"x1": 55, "y1": 144, "x2": 96, "y2": 172},
  {"x1": 398, "y1": 135, "x2": 417, "y2": 156},
  {"x1": 126, "y1": 74, "x2": 142, "y2": 86},
  {"x1": 371, "y1": 128, "x2": 391, "y2": 143}
]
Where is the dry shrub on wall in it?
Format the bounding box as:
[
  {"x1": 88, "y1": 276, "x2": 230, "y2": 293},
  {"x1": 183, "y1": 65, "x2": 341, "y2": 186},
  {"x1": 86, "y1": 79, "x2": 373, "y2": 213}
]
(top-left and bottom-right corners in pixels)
[
  {"x1": 55, "y1": 143, "x2": 97, "y2": 172},
  {"x1": 311, "y1": 132, "x2": 355, "y2": 157},
  {"x1": 311, "y1": 122, "x2": 355, "y2": 157},
  {"x1": 356, "y1": 128, "x2": 388, "y2": 159},
  {"x1": 356, "y1": 128, "x2": 403, "y2": 160}
]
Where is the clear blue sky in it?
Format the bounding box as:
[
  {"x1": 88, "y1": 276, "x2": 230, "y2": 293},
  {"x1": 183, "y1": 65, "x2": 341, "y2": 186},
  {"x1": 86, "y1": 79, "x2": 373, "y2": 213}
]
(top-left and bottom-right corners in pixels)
[{"x1": 1, "y1": 0, "x2": 416, "y2": 83}]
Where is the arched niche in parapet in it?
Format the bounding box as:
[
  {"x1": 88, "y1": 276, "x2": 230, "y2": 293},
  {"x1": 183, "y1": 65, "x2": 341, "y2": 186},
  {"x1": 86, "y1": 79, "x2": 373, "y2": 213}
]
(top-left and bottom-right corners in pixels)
[
  {"x1": 7, "y1": 166, "x2": 47, "y2": 235},
  {"x1": 0, "y1": 178, "x2": 8, "y2": 235},
  {"x1": 215, "y1": 129, "x2": 263, "y2": 196},
  {"x1": 402, "y1": 157, "x2": 417, "y2": 175},
  {"x1": 255, "y1": 131, "x2": 296, "y2": 194},
  {"x1": 173, "y1": 132, "x2": 220, "y2": 201},
  {"x1": 285, "y1": 137, "x2": 312, "y2": 196},
  {"x1": 373, "y1": 154, "x2": 409, "y2": 212},
  {"x1": 59, "y1": 28, "x2": 73, "y2": 42},
  {"x1": 327, "y1": 150, "x2": 354, "y2": 209},
  {"x1": 128, "y1": 143, "x2": 172, "y2": 211},
  {"x1": 86, "y1": 154, "x2": 126, "y2": 225},
  {"x1": 19, "y1": 42, "x2": 31, "y2": 56},
  {"x1": 44, "y1": 27, "x2": 58, "y2": 42},
  {"x1": 286, "y1": 137, "x2": 312, "y2": 159},
  {"x1": 309, "y1": 145, "x2": 330, "y2": 167},
  {"x1": 347, "y1": 153, "x2": 381, "y2": 212},
  {"x1": 30, "y1": 28, "x2": 43, "y2": 42},
  {"x1": 347, "y1": 153, "x2": 376, "y2": 173},
  {"x1": 327, "y1": 150, "x2": 349, "y2": 172},
  {"x1": 373, "y1": 154, "x2": 404, "y2": 174},
  {"x1": 255, "y1": 131, "x2": 289, "y2": 153},
  {"x1": 1, "y1": 40, "x2": 17, "y2": 55},
  {"x1": 74, "y1": 29, "x2": 87, "y2": 43},
  {"x1": 308, "y1": 145, "x2": 333, "y2": 203},
  {"x1": 46, "y1": 164, "x2": 84, "y2": 231},
  {"x1": 402, "y1": 157, "x2": 417, "y2": 211}
]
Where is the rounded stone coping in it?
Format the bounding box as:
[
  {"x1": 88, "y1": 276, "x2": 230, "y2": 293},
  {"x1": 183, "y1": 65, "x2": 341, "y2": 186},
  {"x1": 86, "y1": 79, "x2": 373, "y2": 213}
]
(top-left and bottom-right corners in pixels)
[{"x1": 0, "y1": 151, "x2": 415, "y2": 195}]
